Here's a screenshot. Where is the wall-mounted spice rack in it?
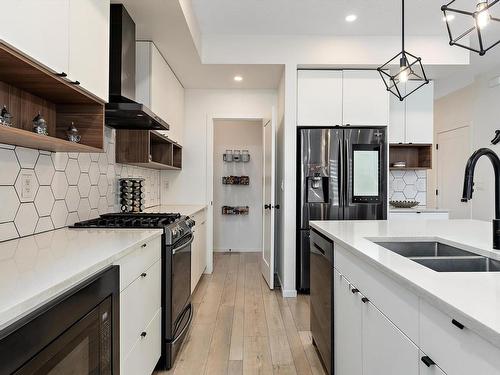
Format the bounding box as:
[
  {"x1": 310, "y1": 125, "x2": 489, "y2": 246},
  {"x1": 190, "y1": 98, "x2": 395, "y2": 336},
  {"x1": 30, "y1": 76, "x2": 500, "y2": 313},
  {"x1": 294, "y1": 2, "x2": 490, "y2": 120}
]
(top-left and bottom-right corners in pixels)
[
  {"x1": 223, "y1": 149, "x2": 250, "y2": 162},
  {"x1": 222, "y1": 176, "x2": 250, "y2": 185},
  {"x1": 222, "y1": 206, "x2": 249, "y2": 215},
  {"x1": 120, "y1": 178, "x2": 146, "y2": 213}
]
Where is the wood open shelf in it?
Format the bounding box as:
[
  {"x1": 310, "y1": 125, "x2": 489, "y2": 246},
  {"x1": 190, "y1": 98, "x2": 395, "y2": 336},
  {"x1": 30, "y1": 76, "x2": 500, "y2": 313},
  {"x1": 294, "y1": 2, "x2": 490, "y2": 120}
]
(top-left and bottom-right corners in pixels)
[
  {"x1": 116, "y1": 130, "x2": 182, "y2": 170},
  {"x1": 389, "y1": 144, "x2": 432, "y2": 169},
  {"x1": 0, "y1": 41, "x2": 105, "y2": 152}
]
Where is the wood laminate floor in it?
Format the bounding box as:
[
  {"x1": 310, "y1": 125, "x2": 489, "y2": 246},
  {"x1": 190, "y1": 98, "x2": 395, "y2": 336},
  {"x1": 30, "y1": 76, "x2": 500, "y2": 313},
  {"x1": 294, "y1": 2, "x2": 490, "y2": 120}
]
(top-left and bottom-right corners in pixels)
[{"x1": 156, "y1": 252, "x2": 327, "y2": 375}]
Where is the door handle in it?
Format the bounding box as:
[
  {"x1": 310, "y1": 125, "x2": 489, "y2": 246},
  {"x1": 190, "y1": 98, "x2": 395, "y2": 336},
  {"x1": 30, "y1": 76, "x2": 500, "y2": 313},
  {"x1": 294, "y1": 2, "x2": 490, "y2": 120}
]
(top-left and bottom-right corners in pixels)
[
  {"x1": 264, "y1": 204, "x2": 272, "y2": 210},
  {"x1": 273, "y1": 204, "x2": 280, "y2": 209}
]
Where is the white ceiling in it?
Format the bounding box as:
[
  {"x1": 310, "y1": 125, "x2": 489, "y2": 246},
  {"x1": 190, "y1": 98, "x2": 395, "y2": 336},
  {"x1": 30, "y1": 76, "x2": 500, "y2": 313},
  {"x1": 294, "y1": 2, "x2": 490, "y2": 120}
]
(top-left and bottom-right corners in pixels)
[
  {"x1": 191, "y1": 0, "x2": 447, "y2": 36},
  {"x1": 113, "y1": 0, "x2": 283, "y2": 89}
]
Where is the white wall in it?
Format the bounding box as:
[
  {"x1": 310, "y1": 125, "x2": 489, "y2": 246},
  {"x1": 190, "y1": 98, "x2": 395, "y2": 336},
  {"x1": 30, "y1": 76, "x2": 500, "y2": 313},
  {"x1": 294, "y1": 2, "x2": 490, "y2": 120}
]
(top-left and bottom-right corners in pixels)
[
  {"x1": 213, "y1": 119, "x2": 263, "y2": 252},
  {"x1": 275, "y1": 69, "x2": 285, "y2": 287},
  {"x1": 430, "y1": 66, "x2": 500, "y2": 221}
]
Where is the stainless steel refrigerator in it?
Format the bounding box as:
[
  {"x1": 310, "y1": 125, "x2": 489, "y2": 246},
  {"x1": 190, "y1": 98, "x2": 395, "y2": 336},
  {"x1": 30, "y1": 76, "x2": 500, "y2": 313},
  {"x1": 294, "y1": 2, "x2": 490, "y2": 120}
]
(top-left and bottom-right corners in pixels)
[{"x1": 297, "y1": 127, "x2": 387, "y2": 292}]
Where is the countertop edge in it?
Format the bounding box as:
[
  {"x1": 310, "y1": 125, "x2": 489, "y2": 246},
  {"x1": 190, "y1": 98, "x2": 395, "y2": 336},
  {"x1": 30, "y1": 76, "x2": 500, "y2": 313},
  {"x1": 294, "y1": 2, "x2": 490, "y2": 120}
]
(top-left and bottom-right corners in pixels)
[{"x1": 310, "y1": 222, "x2": 500, "y2": 349}]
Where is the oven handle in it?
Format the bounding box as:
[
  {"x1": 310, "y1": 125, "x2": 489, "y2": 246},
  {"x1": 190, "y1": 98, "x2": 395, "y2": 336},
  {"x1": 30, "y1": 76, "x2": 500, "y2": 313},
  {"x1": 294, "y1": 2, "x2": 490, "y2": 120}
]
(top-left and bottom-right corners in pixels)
[
  {"x1": 171, "y1": 304, "x2": 194, "y2": 344},
  {"x1": 172, "y1": 234, "x2": 194, "y2": 254}
]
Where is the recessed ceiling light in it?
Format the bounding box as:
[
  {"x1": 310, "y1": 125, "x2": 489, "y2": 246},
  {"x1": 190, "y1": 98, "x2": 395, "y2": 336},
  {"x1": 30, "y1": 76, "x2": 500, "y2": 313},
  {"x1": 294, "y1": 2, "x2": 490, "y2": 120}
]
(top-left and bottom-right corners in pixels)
[
  {"x1": 234, "y1": 76, "x2": 243, "y2": 82},
  {"x1": 345, "y1": 14, "x2": 357, "y2": 22},
  {"x1": 443, "y1": 14, "x2": 455, "y2": 22}
]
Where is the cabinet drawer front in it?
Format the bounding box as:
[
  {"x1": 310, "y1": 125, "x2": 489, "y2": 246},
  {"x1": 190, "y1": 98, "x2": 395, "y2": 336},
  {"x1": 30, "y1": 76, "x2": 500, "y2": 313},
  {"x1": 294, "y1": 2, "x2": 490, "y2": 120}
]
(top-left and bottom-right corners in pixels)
[
  {"x1": 419, "y1": 351, "x2": 447, "y2": 375},
  {"x1": 420, "y1": 300, "x2": 500, "y2": 375},
  {"x1": 122, "y1": 309, "x2": 162, "y2": 375},
  {"x1": 334, "y1": 244, "x2": 419, "y2": 343},
  {"x1": 115, "y1": 235, "x2": 161, "y2": 291},
  {"x1": 120, "y1": 260, "x2": 161, "y2": 358}
]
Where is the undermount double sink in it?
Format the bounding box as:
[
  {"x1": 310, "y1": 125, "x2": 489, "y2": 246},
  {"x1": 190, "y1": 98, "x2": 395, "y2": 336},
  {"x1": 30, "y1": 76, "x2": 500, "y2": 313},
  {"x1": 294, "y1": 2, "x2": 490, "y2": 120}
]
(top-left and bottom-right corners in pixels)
[{"x1": 373, "y1": 241, "x2": 500, "y2": 273}]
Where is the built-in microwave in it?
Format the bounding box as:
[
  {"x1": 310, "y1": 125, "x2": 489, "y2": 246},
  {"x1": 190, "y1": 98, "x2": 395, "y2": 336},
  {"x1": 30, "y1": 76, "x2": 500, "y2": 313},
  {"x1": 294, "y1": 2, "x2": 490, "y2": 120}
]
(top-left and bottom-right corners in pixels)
[{"x1": 0, "y1": 266, "x2": 119, "y2": 375}]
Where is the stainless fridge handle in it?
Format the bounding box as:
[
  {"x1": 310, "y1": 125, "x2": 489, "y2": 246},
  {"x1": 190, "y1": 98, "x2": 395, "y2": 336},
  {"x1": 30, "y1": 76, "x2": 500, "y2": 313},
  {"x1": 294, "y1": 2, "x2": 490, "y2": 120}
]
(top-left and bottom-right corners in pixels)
[{"x1": 338, "y1": 134, "x2": 343, "y2": 208}]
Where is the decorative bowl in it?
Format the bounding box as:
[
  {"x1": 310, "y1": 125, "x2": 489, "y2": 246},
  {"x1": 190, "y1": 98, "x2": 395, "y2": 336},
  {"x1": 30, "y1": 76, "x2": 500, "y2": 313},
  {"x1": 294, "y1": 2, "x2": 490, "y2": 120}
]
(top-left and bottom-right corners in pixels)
[{"x1": 389, "y1": 200, "x2": 420, "y2": 208}]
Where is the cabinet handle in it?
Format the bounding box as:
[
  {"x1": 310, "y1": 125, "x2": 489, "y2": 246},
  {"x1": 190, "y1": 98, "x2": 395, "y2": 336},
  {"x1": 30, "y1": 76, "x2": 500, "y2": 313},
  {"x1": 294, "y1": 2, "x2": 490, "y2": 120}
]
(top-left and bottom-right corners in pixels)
[
  {"x1": 141, "y1": 243, "x2": 147, "y2": 248},
  {"x1": 70, "y1": 80, "x2": 80, "y2": 85},
  {"x1": 421, "y1": 356, "x2": 436, "y2": 367},
  {"x1": 56, "y1": 72, "x2": 67, "y2": 77},
  {"x1": 361, "y1": 297, "x2": 369, "y2": 303},
  {"x1": 141, "y1": 272, "x2": 147, "y2": 278},
  {"x1": 140, "y1": 331, "x2": 147, "y2": 338},
  {"x1": 351, "y1": 288, "x2": 359, "y2": 294},
  {"x1": 452, "y1": 319, "x2": 465, "y2": 330}
]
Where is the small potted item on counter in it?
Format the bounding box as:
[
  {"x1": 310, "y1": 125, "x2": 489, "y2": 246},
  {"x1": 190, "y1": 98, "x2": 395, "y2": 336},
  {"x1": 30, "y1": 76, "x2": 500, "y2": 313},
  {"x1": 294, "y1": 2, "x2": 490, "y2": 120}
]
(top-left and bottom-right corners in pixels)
[
  {"x1": 66, "y1": 122, "x2": 81, "y2": 143},
  {"x1": 241, "y1": 150, "x2": 250, "y2": 162},
  {"x1": 32, "y1": 112, "x2": 48, "y2": 135},
  {"x1": 0, "y1": 105, "x2": 13, "y2": 127}
]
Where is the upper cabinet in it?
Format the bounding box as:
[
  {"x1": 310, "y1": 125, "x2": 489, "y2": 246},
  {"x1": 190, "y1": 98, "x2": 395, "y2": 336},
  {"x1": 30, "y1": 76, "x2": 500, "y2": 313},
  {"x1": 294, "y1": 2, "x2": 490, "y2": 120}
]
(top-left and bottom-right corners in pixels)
[
  {"x1": 389, "y1": 81, "x2": 434, "y2": 144},
  {"x1": 136, "y1": 41, "x2": 184, "y2": 144},
  {"x1": 297, "y1": 70, "x2": 343, "y2": 127},
  {"x1": 0, "y1": 0, "x2": 110, "y2": 102},
  {"x1": 297, "y1": 70, "x2": 389, "y2": 127},
  {"x1": 343, "y1": 70, "x2": 389, "y2": 126}
]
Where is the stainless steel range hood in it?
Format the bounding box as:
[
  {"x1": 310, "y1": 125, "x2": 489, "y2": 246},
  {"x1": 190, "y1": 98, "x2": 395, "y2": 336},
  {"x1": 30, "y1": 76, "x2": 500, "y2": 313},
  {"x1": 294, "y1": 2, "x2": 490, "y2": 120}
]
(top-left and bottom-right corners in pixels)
[{"x1": 105, "y1": 4, "x2": 169, "y2": 131}]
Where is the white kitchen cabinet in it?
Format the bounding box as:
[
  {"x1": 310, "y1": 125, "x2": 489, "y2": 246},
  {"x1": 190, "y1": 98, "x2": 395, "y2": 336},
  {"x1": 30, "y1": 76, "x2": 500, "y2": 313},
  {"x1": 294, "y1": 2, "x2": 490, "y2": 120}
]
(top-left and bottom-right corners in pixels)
[
  {"x1": 297, "y1": 70, "x2": 343, "y2": 127},
  {"x1": 419, "y1": 351, "x2": 448, "y2": 375},
  {"x1": 0, "y1": 0, "x2": 70, "y2": 75},
  {"x1": 0, "y1": 0, "x2": 110, "y2": 101},
  {"x1": 334, "y1": 270, "x2": 362, "y2": 375},
  {"x1": 68, "y1": 0, "x2": 110, "y2": 101},
  {"x1": 343, "y1": 70, "x2": 389, "y2": 126},
  {"x1": 136, "y1": 41, "x2": 185, "y2": 144},
  {"x1": 389, "y1": 81, "x2": 434, "y2": 144},
  {"x1": 362, "y1": 298, "x2": 419, "y2": 375},
  {"x1": 191, "y1": 209, "x2": 207, "y2": 292}
]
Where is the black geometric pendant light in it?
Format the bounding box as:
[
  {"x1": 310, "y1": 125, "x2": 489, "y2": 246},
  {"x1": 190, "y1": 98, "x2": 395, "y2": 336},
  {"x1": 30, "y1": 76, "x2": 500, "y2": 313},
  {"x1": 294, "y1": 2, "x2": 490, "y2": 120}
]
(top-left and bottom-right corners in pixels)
[
  {"x1": 441, "y1": 0, "x2": 500, "y2": 56},
  {"x1": 377, "y1": 0, "x2": 429, "y2": 101}
]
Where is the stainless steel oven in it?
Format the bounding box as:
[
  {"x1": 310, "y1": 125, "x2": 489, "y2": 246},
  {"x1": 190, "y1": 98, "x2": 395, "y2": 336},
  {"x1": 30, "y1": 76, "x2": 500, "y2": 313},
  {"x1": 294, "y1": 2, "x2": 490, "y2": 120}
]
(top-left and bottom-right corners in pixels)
[
  {"x1": 0, "y1": 266, "x2": 119, "y2": 375},
  {"x1": 161, "y1": 231, "x2": 194, "y2": 370}
]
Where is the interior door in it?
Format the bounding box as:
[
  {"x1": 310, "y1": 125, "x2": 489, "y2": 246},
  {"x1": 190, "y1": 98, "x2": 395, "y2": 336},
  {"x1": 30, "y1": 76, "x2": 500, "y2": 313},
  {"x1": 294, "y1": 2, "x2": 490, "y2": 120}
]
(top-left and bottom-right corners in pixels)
[
  {"x1": 262, "y1": 108, "x2": 276, "y2": 289},
  {"x1": 437, "y1": 126, "x2": 471, "y2": 219}
]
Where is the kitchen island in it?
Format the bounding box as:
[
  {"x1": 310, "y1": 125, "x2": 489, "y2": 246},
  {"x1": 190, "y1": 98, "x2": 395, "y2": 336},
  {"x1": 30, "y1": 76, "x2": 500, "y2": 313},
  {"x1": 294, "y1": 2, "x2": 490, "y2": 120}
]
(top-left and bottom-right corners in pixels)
[{"x1": 311, "y1": 219, "x2": 500, "y2": 375}]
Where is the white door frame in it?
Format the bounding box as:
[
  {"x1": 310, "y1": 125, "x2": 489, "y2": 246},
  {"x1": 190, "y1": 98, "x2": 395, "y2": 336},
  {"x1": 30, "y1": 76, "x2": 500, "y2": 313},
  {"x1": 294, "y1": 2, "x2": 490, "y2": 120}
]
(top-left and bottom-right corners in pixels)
[{"x1": 205, "y1": 113, "x2": 264, "y2": 274}]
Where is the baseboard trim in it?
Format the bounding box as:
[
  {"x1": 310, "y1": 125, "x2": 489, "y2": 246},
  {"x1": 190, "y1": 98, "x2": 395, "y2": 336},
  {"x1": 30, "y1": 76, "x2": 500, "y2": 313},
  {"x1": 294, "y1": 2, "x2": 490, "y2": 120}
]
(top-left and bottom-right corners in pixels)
[{"x1": 281, "y1": 289, "x2": 298, "y2": 298}]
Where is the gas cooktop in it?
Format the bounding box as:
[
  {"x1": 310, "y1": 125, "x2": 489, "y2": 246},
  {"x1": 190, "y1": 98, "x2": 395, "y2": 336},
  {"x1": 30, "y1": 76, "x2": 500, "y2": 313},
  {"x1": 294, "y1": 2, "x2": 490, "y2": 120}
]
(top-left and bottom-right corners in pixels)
[{"x1": 72, "y1": 213, "x2": 182, "y2": 229}]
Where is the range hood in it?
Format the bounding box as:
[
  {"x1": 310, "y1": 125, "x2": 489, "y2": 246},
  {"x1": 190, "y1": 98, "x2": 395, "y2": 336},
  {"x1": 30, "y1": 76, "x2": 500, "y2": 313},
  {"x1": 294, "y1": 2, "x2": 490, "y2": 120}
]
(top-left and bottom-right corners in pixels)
[{"x1": 105, "y1": 5, "x2": 169, "y2": 131}]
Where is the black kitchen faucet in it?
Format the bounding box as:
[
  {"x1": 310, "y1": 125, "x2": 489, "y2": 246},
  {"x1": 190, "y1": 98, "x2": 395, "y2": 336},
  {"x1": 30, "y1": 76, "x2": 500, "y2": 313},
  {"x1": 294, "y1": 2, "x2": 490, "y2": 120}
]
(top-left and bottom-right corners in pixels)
[{"x1": 462, "y1": 148, "x2": 500, "y2": 249}]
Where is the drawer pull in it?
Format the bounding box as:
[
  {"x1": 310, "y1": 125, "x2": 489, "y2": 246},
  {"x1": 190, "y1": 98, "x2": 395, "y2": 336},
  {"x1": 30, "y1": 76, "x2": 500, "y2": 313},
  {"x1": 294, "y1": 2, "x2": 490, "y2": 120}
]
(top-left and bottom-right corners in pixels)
[
  {"x1": 421, "y1": 356, "x2": 436, "y2": 367},
  {"x1": 452, "y1": 319, "x2": 465, "y2": 330},
  {"x1": 140, "y1": 331, "x2": 147, "y2": 338},
  {"x1": 140, "y1": 272, "x2": 147, "y2": 278},
  {"x1": 56, "y1": 72, "x2": 67, "y2": 77},
  {"x1": 141, "y1": 243, "x2": 147, "y2": 248},
  {"x1": 71, "y1": 80, "x2": 80, "y2": 85},
  {"x1": 351, "y1": 288, "x2": 359, "y2": 294},
  {"x1": 361, "y1": 297, "x2": 369, "y2": 303}
]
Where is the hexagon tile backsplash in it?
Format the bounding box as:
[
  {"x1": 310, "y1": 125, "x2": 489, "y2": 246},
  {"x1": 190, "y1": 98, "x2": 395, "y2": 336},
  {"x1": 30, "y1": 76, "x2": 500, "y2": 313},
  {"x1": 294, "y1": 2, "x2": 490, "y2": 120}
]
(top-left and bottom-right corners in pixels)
[
  {"x1": 0, "y1": 127, "x2": 161, "y2": 242},
  {"x1": 389, "y1": 169, "x2": 427, "y2": 206}
]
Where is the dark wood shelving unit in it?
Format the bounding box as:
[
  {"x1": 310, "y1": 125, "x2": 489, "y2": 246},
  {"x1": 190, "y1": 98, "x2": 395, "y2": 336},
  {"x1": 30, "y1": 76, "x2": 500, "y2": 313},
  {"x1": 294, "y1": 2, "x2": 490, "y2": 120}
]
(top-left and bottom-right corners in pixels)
[
  {"x1": 116, "y1": 130, "x2": 182, "y2": 170},
  {"x1": 389, "y1": 144, "x2": 432, "y2": 169},
  {"x1": 0, "y1": 41, "x2": 105, "y2": 152}
]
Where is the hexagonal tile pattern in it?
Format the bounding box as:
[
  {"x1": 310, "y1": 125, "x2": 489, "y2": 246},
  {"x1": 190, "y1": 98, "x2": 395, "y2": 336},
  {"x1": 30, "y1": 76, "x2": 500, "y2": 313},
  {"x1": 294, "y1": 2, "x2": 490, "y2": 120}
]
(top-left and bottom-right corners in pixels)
[
  {"x1": 107, "y1": 142, "x2": 115, "y2": 164},
  {"x1": 77, "y1": 198, "x2": 91, "y2": 221},
  {"x1": 415, "y1": 192, "x2": 427, "y2": 205},
  {"x1": 90, "y1": 153, "x2": 100, "y2": 162},
  {"x1": 15, "y1": 147, "x2": 39, "y2": 168},
  {"x1": 390, "y1": 169, "x2": 428, "y2": 206},
  {"x1": 35, "y1": 216, "x2": 54, "y2": 234},
  {"x1": 89, "y1": 209, "x2": 99, "y2": 220},
  {"x1": 65, "y1": 158, "x2": 80, "y2": 185},
  {"x1": 403, "y1": 170, "x2": 418, "y2": 185},
  {"x1": 416, "y1": 178, "x2": 427, "y2": 192},
  {"x1": 51, "y1": 171, "x2": 69, "y2": 200},
  {"x1": 78, "y1": 153, "x2": 91, "y2": 173},
  {"x1": 0, "y1": 186, "x2": 20, "y2": 223},
  {"x1": 52, "y1": 152, "x2": 69, "y2": 171},
  {"x1": 393, "y1": 178, "x2": 405, "y2": 192},
  {"x1": 35, "y1": 154, "x2": 55, "y2": 185},
  {"x1": 15, "y1": 169, "x2": 39, "y2": 203},
  {"x1": 403, "y1": 184, "x2": 418, "y2": 199},
  {"x1": 391, "y1": 192, "x2": 406, "y2": 201},
  {"x1": 98, "y1": 174, "x2": 108, "y2": 196},
  {"x1": 0, "y1": 222, "x2": 18, "y2": 242},
  {"x1": 35, "y1": 186, "x2": 55, "y2": 216},
  {"x1": 66, "y1": 212, "x2": 79, "y2": 226},
  {"x1": 89, "y1": 162, "x2": 100, "y2": 185},
  {"x1": 51, "y1": 200, "x2": 69, "y2": 228},
  {"x1": 15, "y1": 203, "x2": 38, "y2": 236},
  {"x1": 98, "y1": 197, "x2": 108, "y2": 214},
  {"x1": 88, "y1": 186, "x2": 100, "y2": 209},
  {"x1": 65, "y1": 186, "x2": 80, "y2": 212},
  {"x1": 78, "y1": 173, "x2": 91, "y2": 198},
  {"x1": 98, "y1": 153, "x2": 108, "y2": 173},
  {"x1": 0, "y1": 148, "x2": 20, "y2": 185}
]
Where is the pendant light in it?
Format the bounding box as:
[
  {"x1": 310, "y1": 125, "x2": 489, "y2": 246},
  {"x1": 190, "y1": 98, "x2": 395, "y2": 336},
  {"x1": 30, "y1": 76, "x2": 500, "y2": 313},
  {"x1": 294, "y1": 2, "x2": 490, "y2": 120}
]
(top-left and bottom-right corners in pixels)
[
  {"x1": 377, "y1": 0, "x2": 429, "y2": 101},
  {"x1": 441, "y1": 0, "x2": 500, "y2": 56}
]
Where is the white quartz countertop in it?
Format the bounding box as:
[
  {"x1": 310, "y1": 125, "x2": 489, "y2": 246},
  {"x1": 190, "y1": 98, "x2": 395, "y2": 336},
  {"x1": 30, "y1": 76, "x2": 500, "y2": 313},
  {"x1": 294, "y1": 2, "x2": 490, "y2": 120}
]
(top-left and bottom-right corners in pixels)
[
  {"x1": 0, "y1": 227, "x2": 162, "y2": 331},
  {"x1": 389, "y1": 207, "x2": 450, "y2": 213},
  {"x1": 310, "y1": 219, "x2": 500, "y2": 348},
  {"x1": 145, "y1": 204, "x2": 207, "y2": 217}
]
